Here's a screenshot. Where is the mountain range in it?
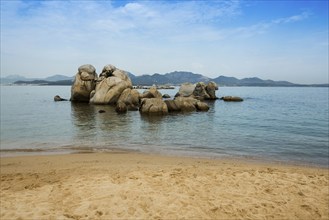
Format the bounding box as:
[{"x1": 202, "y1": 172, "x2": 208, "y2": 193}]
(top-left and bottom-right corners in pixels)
[
  {"x1": 0, "y1": 74, "x2": 74, "y2": 84},
  {"x1": 1, "y1": 72, "x2": 328, "y2": 87}
]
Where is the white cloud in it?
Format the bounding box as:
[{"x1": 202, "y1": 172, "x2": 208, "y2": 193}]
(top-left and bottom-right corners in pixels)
[
  {"x1": 227, "y1": 11, "x2": 311, "y2": 39},
  {"x1": 273, "y1": 12, "x2": 310, "y2": 24},
  {"x1": 0, "y1": 0, "x2": 327, "y2": 84}
]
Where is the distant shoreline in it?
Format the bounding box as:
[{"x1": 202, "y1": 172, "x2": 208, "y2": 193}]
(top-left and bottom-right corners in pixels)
[
  {"x1": 1, "y1": 145, "x2": 328, "y2": 169},
  {"x1": 2, "y1": 71, "x2": 328, "y2": 87},
  {"x1": 1, "y1": 80, "x2": 329, "y2": 89}
]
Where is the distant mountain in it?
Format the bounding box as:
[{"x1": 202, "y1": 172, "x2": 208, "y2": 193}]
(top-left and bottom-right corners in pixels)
[
  {"x1": 131, "y1": 71, "x2": 211, "y2": 85},
  {"x1": 2, "y1": 74, "x2": 27, "y2": 80},
  {"x1": 130, "y1": 72, "x2": 328, "y2": 87},
  {"x1": 14, "y1": 80, "x2": 73, "y2": 86},
  {"x1": 0, "y1": 75, "x2": 32, "y2": 84},
  {"x1": 126, "y1": 72, "x2": 137, "y2": 80},
  {"x1": 45, "y1": 75, "x2": 74, "y2": 81},
  {"x1": 165, "y1": 71, "x2": 210, "y2": 84},
  {"x1": 212, "y1": 76, "x2": 240, "y2": 85},
  {"x1": 212, "y1": 76, "x2": 296, "y2": 86},
  {"x1": 2, "y1": 72, "x2": 328, "y2": 87},
  {"x1": 132, "y1": 73, "x2": 170, "y2": 85},
  {"x1": 1, "y1": 74, "x2": 73, "y2": 85},
  {"x1": 129, "y1": 72, "x2": 304, "y2": 87}
]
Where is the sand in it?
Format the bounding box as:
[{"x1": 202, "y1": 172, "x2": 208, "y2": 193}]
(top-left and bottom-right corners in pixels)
[{"x1": 0, "y1": 152, "x2": 328, "y2": 220}]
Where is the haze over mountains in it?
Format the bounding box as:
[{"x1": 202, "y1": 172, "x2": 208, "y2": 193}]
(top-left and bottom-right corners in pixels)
[
  {"x1": 1, "y1": 71, "x2": 328, "y2": 87},
  {"x1": 0, "y1": 74, "x2": 73, "y2": 84}
]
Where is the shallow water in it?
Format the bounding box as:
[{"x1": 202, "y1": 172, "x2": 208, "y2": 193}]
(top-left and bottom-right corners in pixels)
[{"x1": 1, "y1": 85, "x2": 328, "y2": 167}]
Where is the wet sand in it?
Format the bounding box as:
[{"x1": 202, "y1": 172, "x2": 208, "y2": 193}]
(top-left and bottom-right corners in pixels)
[{"x1": 1, "y1": 152, "x2": 328, "y2": 219}]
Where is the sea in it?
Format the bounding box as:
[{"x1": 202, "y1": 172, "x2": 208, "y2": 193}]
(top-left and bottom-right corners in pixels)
[{"x1": 0, "y1": 85, "x2": 328, "y2": 167}]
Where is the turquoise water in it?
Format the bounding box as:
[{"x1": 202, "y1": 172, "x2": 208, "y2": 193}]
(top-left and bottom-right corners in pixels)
[{"x1": 0, "y1": 85, "x2": 328, "y2": 167}]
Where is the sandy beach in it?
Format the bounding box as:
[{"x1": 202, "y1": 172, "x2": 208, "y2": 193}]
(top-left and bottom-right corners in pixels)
[{"x1": 0, "y1": 152, "x2": 328, "y2": 220}]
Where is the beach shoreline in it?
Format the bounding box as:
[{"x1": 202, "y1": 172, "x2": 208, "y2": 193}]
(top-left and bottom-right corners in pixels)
[
  {"x1": 1, "y1": 152, "x2": 328, "y2": 219},
  {"x1": 1, "y1": 146, "x2": 328, "y2": 169}
]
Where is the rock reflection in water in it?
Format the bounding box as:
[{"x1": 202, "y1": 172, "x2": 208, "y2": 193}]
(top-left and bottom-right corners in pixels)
[{"x1": 70, "y1": 102, "x2": 139, "y2": 148}]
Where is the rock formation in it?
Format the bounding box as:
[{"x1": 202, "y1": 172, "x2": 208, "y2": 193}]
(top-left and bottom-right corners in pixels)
[
  {"x1": 89, "y1": 65, "x2": 133, "y2": 105},
  {"x1": 117, "y1": 88, "x2": 140, "y2": 111},
  {"x1": 115, "y1": 101, "x2": 128, "y2": 113},
  {"x1": 165, "y1": 97, "x2": 209, "y2": 112},
  {"x1": 69, "y1": 64, "x2": 216, "y2": 114},
  {"x1": 175, "y1": 82, "x2": 195, "y2": 97},
  {"x1": 140, "y1": 86, "x2": 162, "y2": 99},
  {"x1": 193, "y1": 82, "x2": 210, "y2": 100},
  {"x1": 205, "y1": 81, "x2": 218, "y2": 99},
  {"x1": 70, "y1": 64, "x2": 97, "y2": 102},
  {"x1": 175, "y1": 81, "x2": 218, "y2": 100},
  {"x1": 195, "y1": 101, "x2": 210, "y2": 111},
  {"x1": 139, "y1": 98, "x2": 168, "y2": 115}
]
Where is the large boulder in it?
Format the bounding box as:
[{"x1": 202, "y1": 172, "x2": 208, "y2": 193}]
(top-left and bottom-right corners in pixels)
[
  {"x1": 206, "y1": 81, "x2": 218, "y2": 100},
  {"x1": 99, "y1": 64, "x2": 132, "y2": 85},
  {"x1": 139, "y1": 98, "x2": 168, "y2": 115},
  {"x1": 164, "y1": 100, "x2": 181, "y2": 112},
  {"x1": 89, "y1": 65, "x2": 132, "y2": 105},
  {"x1": 70, "y1": 64, "x2": 97, "y2": 102},
  {"x1": 175, "y1": 81, "x2": 218, "y2": 100},
  {"x1": 89, "y1": 77, "x2": 127, "y2": 104},
  {"x1": 165, "y1": 97, "x2": 209, "y2": 112},
  {"x1": 195, "y1": 101, "x2": 210, "y2": 111},
  {"x1": 140, "y1": 86, "x2": 162, "y2": 99},
  {"x1": 193, "y1": 82, "x2": 210, "y2": 100},
  {"x1": 175, "y1": 83, "x2": 195, "y2": 97},
  {"x1": 115, "y1": 101, "x2": 128, "y2": 113},
  {"x1": 99, "y1": 64, "x2": 116, "y2": 78},
  {"x1": 174, "y1": 97, "x2": 197, "y2": 111},
  {"x1": 117, "y1": 88, "x2": 140, "y2": 110}
]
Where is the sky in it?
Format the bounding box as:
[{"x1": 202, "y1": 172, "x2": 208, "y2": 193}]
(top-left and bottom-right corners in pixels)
[{"x1": 0, "y1": 0, "x2": 328, "y2": 84}]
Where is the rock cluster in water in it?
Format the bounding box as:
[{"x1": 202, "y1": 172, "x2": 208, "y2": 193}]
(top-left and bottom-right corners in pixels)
[{"x1": 70, "y1": 64, "x2": 223, "y2": 114}]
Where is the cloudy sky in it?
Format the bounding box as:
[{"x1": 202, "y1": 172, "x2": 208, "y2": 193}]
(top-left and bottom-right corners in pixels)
[{"x1": 1, "y1": 0, "x2": 328, "y2": 84}]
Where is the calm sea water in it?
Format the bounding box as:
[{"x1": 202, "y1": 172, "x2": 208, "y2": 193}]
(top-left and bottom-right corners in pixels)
[{"x1": 0, "y1": 85, "x2": 328, "y2": 167}]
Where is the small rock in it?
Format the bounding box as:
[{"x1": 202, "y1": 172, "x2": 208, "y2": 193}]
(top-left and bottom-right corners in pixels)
[
  {"x1": 54, "y1": 95, "x2": 67, "y2": 101},
  {"x1": 162, "y1": 94, "x2": 171, "y2": 99},
  {"x1": 98, "y1": 110, "x2": 106, "y2": 113},
  {"x1": 220, "y1": 96, "x2": 243, "y2": 102}
]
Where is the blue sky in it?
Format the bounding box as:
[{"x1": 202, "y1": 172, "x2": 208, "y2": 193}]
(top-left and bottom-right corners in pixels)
[{"x1": 1, "y1": 0, "x2": 328, "y2": 84}]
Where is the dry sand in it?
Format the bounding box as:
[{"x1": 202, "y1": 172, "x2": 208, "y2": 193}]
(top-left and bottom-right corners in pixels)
[{"x1": 0, "y1": 152, "x2": 328, "y2": 220}]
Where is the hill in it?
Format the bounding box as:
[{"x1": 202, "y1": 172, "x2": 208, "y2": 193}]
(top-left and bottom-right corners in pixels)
[
  {"x1": 13, "y1": 80, "x2": 73, "y2": 86},
  {"x1": 132, "y1": 71, "x2": 211, "y2": 85},
  {"x1": 45, "y1": 75, "x2": 74, "y2": 81},
  {"x1": 2, "y1": 72, "x2": 328, "y2": 87},
  {"x1": 212, "y1": 76, "x2": 296, "y2": 86},
  {"x1": 1, "y1": 74, "x2": 73, "y2": 84},
  {"x1": 0, "y1": 75, "x2": 33, "y2": 84},
  {"x1": 129, "y1": 72, "x2": 326, "y2": 87}
]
